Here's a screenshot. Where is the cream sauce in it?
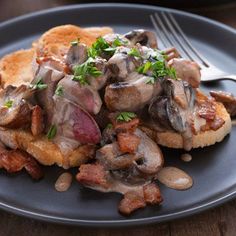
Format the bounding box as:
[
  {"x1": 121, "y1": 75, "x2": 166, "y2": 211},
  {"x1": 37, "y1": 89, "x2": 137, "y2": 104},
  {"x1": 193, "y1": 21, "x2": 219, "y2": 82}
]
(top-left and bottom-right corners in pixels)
[
  {"x1": 180, "y1": 153, "x2": 192, "y2": 162},
  {"x1": 157, "y1": 167, "x2": 193, "y2": 190},
  {"x1": 55, "y1": 172, "x2": 73, "y2": 192}
]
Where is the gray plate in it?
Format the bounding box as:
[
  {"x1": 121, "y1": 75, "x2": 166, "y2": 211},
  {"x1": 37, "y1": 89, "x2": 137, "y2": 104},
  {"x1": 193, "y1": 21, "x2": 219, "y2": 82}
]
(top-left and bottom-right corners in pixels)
[{"x1": 0, "y1": 3, "x2": 235, "y2": 227}]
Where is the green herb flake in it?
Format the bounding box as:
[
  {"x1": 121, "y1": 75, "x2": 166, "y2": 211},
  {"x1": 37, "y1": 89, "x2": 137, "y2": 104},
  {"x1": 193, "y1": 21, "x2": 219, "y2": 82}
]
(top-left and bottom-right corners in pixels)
[
  {"x1": 73, "y1": 57, "x2": 102, "y2": 85},
  {"x1": 106, "y1": 123, "x2": 113, "y2": 129},
  {"x1": 145, "y1": 77, "x2": 155, "y2": 85},
  {"x1": 112, "y1": 37, "x2": 124, "y2": 47},
  {"x1": 88, "y1": 37, "x2": 111, "y2": 58},
  {"x1": 138, "y1": 57, "x2": 177, "y2": 84},
  {"x1": 47, "y1": 125, "x2": 57, "y2": 140},
  {"x1": 116, "y1": 112, "x2": 137, "y2": 122},
  {"x1": 88, "y1": 36, "x2": 127, "y2": 58},
  {"x1": 55, "y1": 85, "x2": 64, "y2": 96},
  {"x1": 128, "y1": 48, "x2": 141, "y2": 58},
  {"x1": 32, "y1": 77, "x2": 48, "y2": 90},
  {"x1": 4, "y1": 100, "x2": 13, "y2": 108}
]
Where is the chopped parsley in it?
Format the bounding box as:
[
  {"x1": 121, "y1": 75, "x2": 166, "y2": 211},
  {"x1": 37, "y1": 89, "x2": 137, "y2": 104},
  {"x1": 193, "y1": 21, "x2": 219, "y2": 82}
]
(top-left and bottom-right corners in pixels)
[
  {"x1": 137, "y1": 59, "x2": 177, "y2": 84},
  {"x1": 47, "y1": 125, "x2": 57, "y2": 140},
  {"x1": 128, "y1": 48, "x2": 141, "y2": 58},
  {"x1": 55, "y1": 85, "x2": 64, "y2": 96},
  {"x1": 88, "y1": 36, "x2": 127, "y2": 58},
  {"x1": 72, "y1": 57, "x2": 102, "y2": 85},
  {"x1": 31, "y1": 77, "x2": 48, "y2": 90},
  {"x1": 116, "y1": 112, "x2": 136, "y2": 122},
  {"x1": 106, "y1": 123, "x2": 113, "y2": 129},
  {"x1": 4, "y1": 100, "x2": 13, "y2": 108}
]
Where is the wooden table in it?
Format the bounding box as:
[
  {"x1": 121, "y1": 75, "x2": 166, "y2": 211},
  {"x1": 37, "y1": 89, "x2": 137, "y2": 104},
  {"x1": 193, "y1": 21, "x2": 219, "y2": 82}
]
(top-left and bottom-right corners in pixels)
[{"x1": 0, "y1": 1, "x2": 235, "y2": 235}]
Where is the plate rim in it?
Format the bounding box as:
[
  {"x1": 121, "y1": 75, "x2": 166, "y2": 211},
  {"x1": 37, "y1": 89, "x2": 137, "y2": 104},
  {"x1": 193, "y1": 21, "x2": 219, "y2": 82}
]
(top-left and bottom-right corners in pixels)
[{"x1": 0, "y1": 3, "x2": 235, "y2": 227}]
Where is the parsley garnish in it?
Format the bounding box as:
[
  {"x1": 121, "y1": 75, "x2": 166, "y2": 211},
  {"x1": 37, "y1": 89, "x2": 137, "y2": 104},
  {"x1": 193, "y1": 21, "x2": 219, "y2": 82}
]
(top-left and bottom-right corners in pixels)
[
  {"x1": 73, "y1": 58, "x2": 102, "y2": 85},
  {"x1": 137, "y1": 60, "x2": 177, "y2": 84},
  {"x1": 4, "y1": 100, "x2": 13, "y2": 108},
  {"x1": 32, "y1": 77, "x2": 48, "y2": 90},
  {"x1": 55, "y1": 85, "x2": 64, "y2": 96},
  {"x1": 128, "y1": 48, "x2": 141, "y2": 58},
  {"x1": 106, "y1": 123, "x2": 113, "y2": 129},
  {"x1": 88, "y1": 36, "x2": 127, "y2": 58},
  {"x1": 116, "y1": 112, "x2": 137, "y2": 122},
  {"x1": 47, "y1": 125, "x2": 57, "y2": 140},
  {"x1": 88, "y1": 37, "x2": 111, "y2": 58}
]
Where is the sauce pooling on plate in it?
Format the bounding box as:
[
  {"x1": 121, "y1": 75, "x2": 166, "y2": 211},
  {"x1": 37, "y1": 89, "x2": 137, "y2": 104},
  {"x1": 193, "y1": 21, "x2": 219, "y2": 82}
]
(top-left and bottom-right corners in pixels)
[{"x1": 157, "y1": 167, "x2": 193, "y2": 190}]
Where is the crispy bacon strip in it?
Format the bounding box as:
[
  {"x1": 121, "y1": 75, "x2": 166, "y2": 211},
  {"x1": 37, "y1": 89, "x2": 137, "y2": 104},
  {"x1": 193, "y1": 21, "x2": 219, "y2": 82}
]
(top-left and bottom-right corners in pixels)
[
  {"x1": 143, "y1": 183, "x2": 163, "y2": 204},
  {"x1": 117, "y1": 132, "x2": 140, "y2": 154},
  {"x1": 31, "y1": 105, "x2": 44, "y2": 136},
  {"x1": 76, "y1": 163, "x2": 110, "y2": 189},
  {"x1": 109, "y1": 113, "x2": 139, "y2": 133},
  {"x1": 197, "y1": 101, "x2": 216, "y2": 121},
  {"x1": 119, "y1": 183, "x2": 163, "y2": 215},
  {"x1": 118, "y1": 191, "x2": 146, "y2": 215},
  {"x1": 0, "y1": 147, "x2": 43, "y2": 179}
]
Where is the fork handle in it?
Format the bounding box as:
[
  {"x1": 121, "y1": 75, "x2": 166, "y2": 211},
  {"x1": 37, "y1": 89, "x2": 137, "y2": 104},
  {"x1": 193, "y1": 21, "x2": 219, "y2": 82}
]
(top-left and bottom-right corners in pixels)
[{"x1": 202, "y1": 75, "x2": 236, "y2": 82}]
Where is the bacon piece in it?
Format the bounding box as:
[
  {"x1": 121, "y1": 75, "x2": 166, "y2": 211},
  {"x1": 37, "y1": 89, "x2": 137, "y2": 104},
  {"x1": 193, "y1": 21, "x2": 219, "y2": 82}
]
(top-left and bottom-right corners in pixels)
[
  {"x1": 0, "y1": 148, "x2": 43, "y2": 179},
  {"x1": 76, "y1": 163, "x2": 110, "y2": 189},
  {"x1": 31, "y1": 105, "x2": 44, "y2": 136},
  {"x1": 210, "y1": 116, "x2": 225, "y2": 131},
  {"x1": 118, "y1": 191, "x2": 146, "y2": 215},
  {"x1": 117, "y1": 132, "x2": 140, "y2": 153},
  {"x1": 113, "y1": 117, "x2": 140, "y2": 133},
  {"x1": 197, "y1": 101, "x2": 216, "y2": 121},
  {"x1": 210, "y1": 90, "x2": 236, "y2": 117},
  {"x1": 143, "y1": 183, "x2": 163, "y2": 205}
]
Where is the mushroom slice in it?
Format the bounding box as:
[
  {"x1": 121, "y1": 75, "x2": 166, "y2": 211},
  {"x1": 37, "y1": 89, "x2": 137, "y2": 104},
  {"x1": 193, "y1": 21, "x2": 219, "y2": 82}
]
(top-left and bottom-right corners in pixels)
[
  {"x1": 96, "y1": 142, "x2": 139, "y2": 170},
  {"x1": 168, "y1": 58, "x2": 201, "y2": 88},
  {"x1": 105, "y1": 72, "x2": 162, "y2": 111},
  {"x1": 124, "y1": 29, "x2": 158, "y2": 48},
  {"x1": 134, "y1": 129, "x2": 163, "y2": 175},
  {"x1": 210, "y1": 90, "x2": 236, "y2": 117},
  {"x1": 0, "y1": 85, "x2": 33, "y2": 128},
  {"x1": 66, "y1": 43, "x2": 88, "y2": 69}
]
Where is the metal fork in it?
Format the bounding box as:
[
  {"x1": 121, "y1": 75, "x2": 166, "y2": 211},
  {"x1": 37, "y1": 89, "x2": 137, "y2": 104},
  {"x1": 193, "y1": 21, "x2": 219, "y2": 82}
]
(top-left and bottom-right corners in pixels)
[{"x1": 150, "y1": 12, "x2": 236, "y2": 82}]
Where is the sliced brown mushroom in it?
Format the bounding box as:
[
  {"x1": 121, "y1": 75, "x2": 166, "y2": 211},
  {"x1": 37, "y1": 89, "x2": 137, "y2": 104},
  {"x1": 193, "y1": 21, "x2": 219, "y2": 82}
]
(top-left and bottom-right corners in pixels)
[
  {"x1": 108, "y1": 47, "x2": 141, "y2": 81},
  {"x1": 124, "y1": 29, "x2": 158, "y2": 48},
  {"x1": 96, "y1": 142, "x2": 139, "y2": 170},
  {"x1": 32, "y1": 62, "x2": 65, "y2": 125},
  {"x1": 210, "y1": 90, "x2": 236, "y2": 117},
  {"x1": 105, "y1": 72, "x2": 162, "y2": 111},
  {"x1": 66, "y1": 43, "x2": 88, "y2": 69},
  {"x1": 168, "y1": 58, "x2": 201, "y2": 88},
  {"x1": 0, "y1": 85, "x2": 34, "y2": 128},
  {"x1": 133, "y1": 129, "x2": 163, "y2": 175}
]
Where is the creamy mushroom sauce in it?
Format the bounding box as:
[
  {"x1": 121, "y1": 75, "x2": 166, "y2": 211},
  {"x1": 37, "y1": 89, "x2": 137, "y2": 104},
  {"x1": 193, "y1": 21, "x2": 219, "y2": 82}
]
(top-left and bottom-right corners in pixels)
[
  {"x1": 180, "y1": 153, "x2": 192, "y2": 162},
  {"x1": 156, "y1": 167, "x2": 193, "y2": 190}
]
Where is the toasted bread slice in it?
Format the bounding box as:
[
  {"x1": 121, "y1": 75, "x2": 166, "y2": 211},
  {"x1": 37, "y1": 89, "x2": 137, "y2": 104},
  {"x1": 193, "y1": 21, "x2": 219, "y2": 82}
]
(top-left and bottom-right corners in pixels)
[
  {"x1": 34, "y1": 24, "x2": 113, "y2": 60},
  {"x1": 0, "y1": 49, "x2": 35, "y2": 88},
  {"x1": 0, "y1": 128, "x2": 95, "y2": 168},
  {"x1": 141, "y1": 102, "x2": 231, "y2": 149},
  {"x1": 83, "y1": 26, "x2": 113, "y2": 37}
]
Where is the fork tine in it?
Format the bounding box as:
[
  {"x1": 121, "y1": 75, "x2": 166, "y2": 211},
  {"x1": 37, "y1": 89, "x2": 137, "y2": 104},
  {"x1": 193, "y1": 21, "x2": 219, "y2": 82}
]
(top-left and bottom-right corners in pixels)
[
  {"x1": 167, "y1": 12, "x2": 209, "y2": 67},
  {"x1": 150, "y1": 15, "x2": 171, "y2": 48},
  {"x1": 153, "y1": 13, "x2": 190, "y2": 59},
  {"x1": 161, "y1": 12, "x2": 198, "y2": 63}
]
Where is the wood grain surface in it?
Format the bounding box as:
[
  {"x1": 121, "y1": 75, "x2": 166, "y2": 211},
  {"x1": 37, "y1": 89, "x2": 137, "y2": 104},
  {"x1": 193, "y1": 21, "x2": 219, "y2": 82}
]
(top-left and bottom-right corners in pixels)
[{"x1": 0, "y1": 1, "x2": 235, "y2": 235}]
